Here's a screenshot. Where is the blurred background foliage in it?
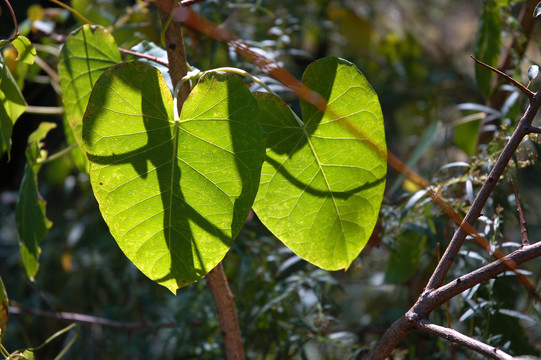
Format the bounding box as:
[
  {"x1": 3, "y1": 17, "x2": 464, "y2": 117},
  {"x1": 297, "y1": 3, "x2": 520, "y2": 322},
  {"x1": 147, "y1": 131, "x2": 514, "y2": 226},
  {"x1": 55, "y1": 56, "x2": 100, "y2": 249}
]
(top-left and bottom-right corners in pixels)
[{"x1": 1, "y1": 0, "x2": 541, "y2": 359}]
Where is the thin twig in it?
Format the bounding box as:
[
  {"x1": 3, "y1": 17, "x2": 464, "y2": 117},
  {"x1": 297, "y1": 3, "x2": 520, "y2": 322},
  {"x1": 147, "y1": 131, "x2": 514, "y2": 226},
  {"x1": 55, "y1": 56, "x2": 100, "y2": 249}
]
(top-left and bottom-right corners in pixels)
[
  {"x1": 415, "y1": 319, "x2": 514, "y2": 360},
  {"x1": 527, "y1": 125, "x2": 541, "y2": 134},
  {"x1": 421, "y1": 241, "x2": 541, "y2": 314},
  {"x1": 438, "y1": 243, "x2": 456, "y2": 360},
  {"x1": 119, "y1": 48, "x2": 169, "y2": 67},
  {"x1": 9, "y1": 303, "x2": 177, "y2": 330},
  {"x1": 3, "y1": 0, "x2": 18, "y2": 36},
  {"x1": 471, "y1": 56, "x2": 534, "y2": 99},
  {"x1": 179, "y1": 0, "x2": 206, "y2": 5},
  {"x1": 48, "y1": 0, "x2": 94, "y2": 25},
  {"x1": 25, "y1": 106, "x2": 63, "y2": 115},
  {"x1": 38, "y1": 143, "x2": 78, "y2": 164},
  {"x1": 509, "y1": 175, "x2": 529, "y2": 246}
]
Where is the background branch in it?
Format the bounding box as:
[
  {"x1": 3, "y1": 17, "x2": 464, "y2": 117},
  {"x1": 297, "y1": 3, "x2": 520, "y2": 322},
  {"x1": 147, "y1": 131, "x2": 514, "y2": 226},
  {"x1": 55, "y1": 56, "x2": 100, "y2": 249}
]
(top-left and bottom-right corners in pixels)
[
  {"x1": 415, "y1": 319, "x2": 514, "y2": 360},
  {"x1": 9, "y1": 303, "x2": 176, "y2": 330}
]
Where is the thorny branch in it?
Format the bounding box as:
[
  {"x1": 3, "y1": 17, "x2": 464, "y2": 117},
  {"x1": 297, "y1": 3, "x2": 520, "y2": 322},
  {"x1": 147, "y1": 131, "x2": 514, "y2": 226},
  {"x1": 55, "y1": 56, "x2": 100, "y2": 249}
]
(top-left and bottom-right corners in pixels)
[
  {"x1": 509, "y1": 175, "x2": 529, "y2": 247},
  {"x1": 365, "y1": 57, "x2": 541, "y2": 359}
]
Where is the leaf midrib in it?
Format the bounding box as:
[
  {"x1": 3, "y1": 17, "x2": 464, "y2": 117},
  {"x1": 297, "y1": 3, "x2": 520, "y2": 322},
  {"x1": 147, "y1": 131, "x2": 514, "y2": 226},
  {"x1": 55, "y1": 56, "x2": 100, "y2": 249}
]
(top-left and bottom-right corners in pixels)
[
  {"x1": 167, "y1": 120, "x2": 180, "y2": 261},
  {"x1": 301, "y1": 125, "x2": 348, "y2": 261}
]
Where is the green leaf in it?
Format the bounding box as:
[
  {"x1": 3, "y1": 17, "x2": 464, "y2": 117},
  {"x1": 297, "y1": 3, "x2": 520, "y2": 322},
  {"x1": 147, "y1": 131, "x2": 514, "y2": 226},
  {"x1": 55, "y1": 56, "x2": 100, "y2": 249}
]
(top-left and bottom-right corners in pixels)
[
  {"x1": 12, "y1": 36, "x2": 36, "y2": 65},
  {"x1": 16, "y1": 122, "x2": 56, "y2": 280},
  {"x1": 83, "y1": 62, "x2": 265, "y2": 293},
  {"x1": 475, "y1": 0, "x2": 502, "y2": 96},
  {"x1": 385, "y1": 230, "x2": 427, "y2": 284},
  {"x1": 58, "y1": 24, "x2": 121, "y2": 168},
  {"x1": 22, "y1": 351, "x2": 35, "y2": 360},
  {"x1": 0, "y1": 39, "x2": 11, "y2": 49},
  {"x1": 0, "y1": 56, "x2": 28, "y2": 159},
  {"x1": 129, "y1": 41, "x2": 172, "y2": 91},
  {"x1": 454, "y1": 118, "x2": 481, "y2": 156},
  {"x1": 0, "y1": 275, "x2": 8, "y2": 339},
  {"x1": 253, "y1": 57, "x2": 386, "y2": 270}
]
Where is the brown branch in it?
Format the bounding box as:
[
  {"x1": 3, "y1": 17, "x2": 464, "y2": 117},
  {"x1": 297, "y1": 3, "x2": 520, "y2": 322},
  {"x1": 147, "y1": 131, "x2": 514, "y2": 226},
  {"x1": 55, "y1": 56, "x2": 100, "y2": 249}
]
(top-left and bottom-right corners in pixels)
[
  {"x1": 471, "y1": 56, "x2": 534, "y2": 99},
  {"x1": 366, "y1": 240, "x2": 541, "y2": 359},
  {"x1": 509, "y1": 175, "x2": 529, "y2": 246},
  {"x1": 157, "y1": 0, "x2": 191, "y2": 112},
  {"x1": 527, "y1": 125, "x2": 541, "y2": 134},
  {"x1": 206, "y1": 263, "x2": 245, "y2": 360},
  {"x1": 119, "y1": 48, "x2": 169, "y2": 67},
  {"x1": 414, "y1": 319, "x2": 514, "y2": 360},
  {"x1": 363, "y1": 316, "x2": 413, "y2": 360},
  {"x1": 155, "y1": 2, "x2": 246, "y2": 359},
  {"x1": 424, "y1": 92, "x2": 541, "y2": 292},
  {"x1": 9, "y1": 303, "x2": 176, "y2": 330}
]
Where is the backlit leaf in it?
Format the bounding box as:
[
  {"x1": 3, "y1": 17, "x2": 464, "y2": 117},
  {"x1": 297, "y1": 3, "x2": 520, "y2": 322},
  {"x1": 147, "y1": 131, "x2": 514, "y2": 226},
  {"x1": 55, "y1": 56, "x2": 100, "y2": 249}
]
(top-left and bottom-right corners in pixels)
[
  {"x1": 83, "y1": 62, "x2": 265, "y2": 293},
  {"x1": 12, "y1": 36, "x2": 36, "y2": 65},
  {"x1": 253, "y1": 57, "x2": 386, "y2": 270},
  {"x1": 58, "y1": 24, "x2": 121, "y2": 171},
  {"x1": 16, "y1": 122, "x2": 56, "y2": 280},
  {"x1": 0, "y1": 56, "x2": 28, "y2": 159}
]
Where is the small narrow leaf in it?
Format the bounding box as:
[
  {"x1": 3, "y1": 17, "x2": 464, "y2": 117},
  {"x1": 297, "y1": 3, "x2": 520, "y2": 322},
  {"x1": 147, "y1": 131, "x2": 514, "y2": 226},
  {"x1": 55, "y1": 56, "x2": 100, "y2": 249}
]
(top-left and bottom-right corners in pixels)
[
  {"x1": 83, "y1": 62, "x2": 265, "y2": 293},
  {"x1": 0, "y1": 56, "x2": 28, "y2": 159},
  {"x1": 475, "y1": 0, "x2": 502, "y2": 96},
  {"x1": 0, "y1": 275, "x2": 8, "y2": 339},
  {"x1": 535, "y1": 2, "x2": 541, "y2": 18},
  {"x1": 528, "y1": 65, "x2": 539, "y2": 81},
  {"x1": 16, "y1": 122, "x2": 56, "y2": 280},
  {"x1": 253, "y1": 57, "x2": 386, "y2": 270},
  {"x1": 12, "y1": 36, "x2": 36, "y2": 65},
  {"x1": 58, "y1": 24, "x2": 121, "y2": 171}
]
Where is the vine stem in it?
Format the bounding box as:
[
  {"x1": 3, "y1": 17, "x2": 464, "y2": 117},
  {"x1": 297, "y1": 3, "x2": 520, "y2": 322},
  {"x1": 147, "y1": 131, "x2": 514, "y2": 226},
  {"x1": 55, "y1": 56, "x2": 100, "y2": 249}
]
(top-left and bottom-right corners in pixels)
[
  {"x1": 2, "y1": 0, "x2": 17, "y2": 36},
  {"x1": 155, "y1": 1, "x2": 246, "y2": 359}
]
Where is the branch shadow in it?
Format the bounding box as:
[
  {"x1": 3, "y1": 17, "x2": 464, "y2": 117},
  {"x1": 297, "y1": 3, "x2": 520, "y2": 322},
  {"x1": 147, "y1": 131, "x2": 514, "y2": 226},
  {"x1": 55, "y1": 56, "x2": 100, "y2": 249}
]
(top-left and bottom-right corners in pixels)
[
  {"x1": 264, "y1": 155, "x2": 385, "y2": 199},
  {"x1": 85, "y1": 63, "x2": 239, "y2": 291}
]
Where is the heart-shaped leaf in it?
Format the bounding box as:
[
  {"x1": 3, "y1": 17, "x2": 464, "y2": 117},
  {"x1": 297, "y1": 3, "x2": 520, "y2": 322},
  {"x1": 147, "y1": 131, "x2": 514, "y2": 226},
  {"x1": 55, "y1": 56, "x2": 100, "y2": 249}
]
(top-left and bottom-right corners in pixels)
[
  {"x1": 253, "y1": 57, "x2": 386, "y2": 270},
  {"x1": 83, "y1": 62, "x2": 265, "y2": 293}
]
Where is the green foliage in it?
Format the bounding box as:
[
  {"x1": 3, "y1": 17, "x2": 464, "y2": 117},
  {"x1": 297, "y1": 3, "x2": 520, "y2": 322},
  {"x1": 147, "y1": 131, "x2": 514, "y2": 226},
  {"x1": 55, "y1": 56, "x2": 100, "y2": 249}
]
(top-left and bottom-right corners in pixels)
[
  {"x1": 2, "y1": 1, "x2": 541, "y2": 359},
  {"x1": 16, "y1": 122, "x2": 55, "y2": 280},
  {"x1": 254, "y1": 57, "x2": 386, "y2": 270},
  {"x1": 385, "y1": 230, "x2": 426, "y2": 284},
  {"x1": 475, "y1": 0, "x2": 502, "y2": 96},
  {"x1": 0, "y1": 56, "x2": 27, "y2": 159}
]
